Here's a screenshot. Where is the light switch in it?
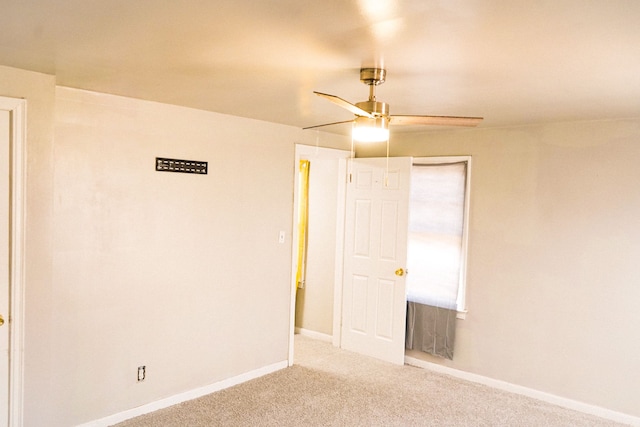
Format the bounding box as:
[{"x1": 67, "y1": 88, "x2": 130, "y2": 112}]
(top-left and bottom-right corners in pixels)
[{"x1": 279, "y1": 231, "x2": 285, "y2": 243}]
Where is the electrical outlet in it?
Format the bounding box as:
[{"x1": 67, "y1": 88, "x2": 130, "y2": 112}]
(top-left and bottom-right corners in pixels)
[{"x1": 137, "y1": 365, "x2": 146, "y2": 382}]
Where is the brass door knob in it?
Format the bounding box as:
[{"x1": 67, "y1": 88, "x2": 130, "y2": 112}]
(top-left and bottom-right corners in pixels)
[
  {"x1": 0, "y1": 314, "x2": 4, "y2": 326},
  {"x1": 395, "y1": 268, "x2": 405, "y2": 277}
]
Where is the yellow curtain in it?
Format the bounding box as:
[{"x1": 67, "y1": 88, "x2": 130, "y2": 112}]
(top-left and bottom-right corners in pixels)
[{"x1": 296, "y1": 160, "x2": 310, "y2": 289}]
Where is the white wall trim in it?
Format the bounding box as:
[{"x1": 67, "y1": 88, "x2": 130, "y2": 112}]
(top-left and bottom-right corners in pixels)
[
  {"x1": 77, "y1": 360, "x2": 288, "y2": 427},
  {"x1": 295, "y1": 327, "x2": 332, "y2": 343},
  {"x1": 405, "y1": 356, "x2": 640, "y2": 427},
  {"x1": 0, "y1": 96, "x2": 27, "y2": 427}
]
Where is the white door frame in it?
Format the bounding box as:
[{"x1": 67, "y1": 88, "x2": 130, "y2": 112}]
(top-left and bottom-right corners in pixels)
[
  {"x1": 0, "y1": 96, "x2": 27, "y2": 427},
  {"x1": 288, "y1": 144, "x2": 349, "y2": 365}
]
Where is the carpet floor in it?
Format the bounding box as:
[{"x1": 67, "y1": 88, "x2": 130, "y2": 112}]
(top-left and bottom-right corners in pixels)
[{"x1": 114, "y1": 335, "x2": 628, "y2": 426}]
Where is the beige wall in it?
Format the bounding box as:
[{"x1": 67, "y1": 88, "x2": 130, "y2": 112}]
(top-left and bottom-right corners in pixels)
[
  {"x1": 360, "y1": 119, "x2": 640, "y2": 417},
  {"x1": 49, "y1": 87, "x2": 348, "y2": 426}
]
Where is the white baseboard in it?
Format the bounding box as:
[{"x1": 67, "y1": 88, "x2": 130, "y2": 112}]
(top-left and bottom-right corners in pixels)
[
  {"x1": 295, "y1": 327, "x2": 332, "y2": 343},
  {"x1": 77, "y1": 360, "x2": 288, "y2": 427},
  {"x1": 404, "y1": 356, "x2": 640, "y2": 427}
]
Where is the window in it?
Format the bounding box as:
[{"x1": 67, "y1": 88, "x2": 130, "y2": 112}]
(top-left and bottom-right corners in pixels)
[{"x1": 405, "y1": 157, "x2": 471, "y2": 317}]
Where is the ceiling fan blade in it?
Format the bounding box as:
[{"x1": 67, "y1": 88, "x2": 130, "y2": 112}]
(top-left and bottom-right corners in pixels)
[
  {"x1": 302, "y1": 120, "x2": 354, "y2": 130},
  {"x1": 390, "y1": 115, "x2": 483, "y2": 127},
  {"x1": 314, "y1": 91, "x2": 374, "y2": 118}
]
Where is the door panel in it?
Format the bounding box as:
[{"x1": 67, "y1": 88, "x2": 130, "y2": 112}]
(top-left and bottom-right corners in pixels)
[
  {"x1": 350, "y1": 275, "x2": 369, "y2": 333},
  {"x1": 341, "y1": 157, "x2": 412, "y2": 365},
  {"x1": 380, "y1": 201, "x2": 399, "y2": 260},
  {"x1": 353, "y1": 200, "x2": 371, "y2": 256},
  {"x1": 375, "y1": 278, "x2": 395, "y2": 339}
]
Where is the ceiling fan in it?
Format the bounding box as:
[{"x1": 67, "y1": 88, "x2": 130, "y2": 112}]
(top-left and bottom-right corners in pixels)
[{"x1": 304, "y1": 68, "x2": 483, "y2": 142}]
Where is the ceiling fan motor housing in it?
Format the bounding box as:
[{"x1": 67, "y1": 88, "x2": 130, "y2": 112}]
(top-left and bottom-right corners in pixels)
[{"x1": 356, "y1": 100, "x2": 389, "y2": 117}]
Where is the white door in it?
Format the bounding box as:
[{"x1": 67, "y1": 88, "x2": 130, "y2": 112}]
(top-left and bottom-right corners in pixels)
[
  {"x1": 341, "y1": 157, "x2": 412, "y2": 365},
  {"x1": 0, "y1": 109, "x2": 10, "y2": 425}
]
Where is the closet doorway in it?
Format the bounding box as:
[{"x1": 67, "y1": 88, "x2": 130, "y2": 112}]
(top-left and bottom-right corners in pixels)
[{"x1": 288, "y1": 145, "x2": 350, "y2": 364}]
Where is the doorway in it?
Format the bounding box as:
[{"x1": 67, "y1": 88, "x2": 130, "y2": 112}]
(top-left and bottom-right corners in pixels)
[
  {"x1": 0, "y1": 96, "x2": 27, "y2": 427},
  {"x1": 288, "y1": 145, "x2": 349, "y2": 364}
]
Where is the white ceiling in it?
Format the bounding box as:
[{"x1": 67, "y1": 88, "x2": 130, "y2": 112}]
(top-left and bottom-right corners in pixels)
[{"x1": 2, "y1": 0, "x2": 639, "y2": 135}]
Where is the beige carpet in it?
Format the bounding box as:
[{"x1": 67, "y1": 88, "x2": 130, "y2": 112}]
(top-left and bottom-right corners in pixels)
[{"x1": 114, "y1": 335, "x2": 627, "y2": 426}]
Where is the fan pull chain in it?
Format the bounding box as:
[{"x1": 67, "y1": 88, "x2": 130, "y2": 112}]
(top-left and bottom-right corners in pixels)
[
  {"x1": 384, "y1": 137, "x2": 390, "y2": 188},
  {"x1": 348, "y1": 133, "x2": 355, "y2": 183}
]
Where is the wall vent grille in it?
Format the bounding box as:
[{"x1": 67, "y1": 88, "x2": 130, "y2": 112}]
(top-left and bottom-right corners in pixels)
[{"x1": 156, "y1": 157, "x2": 207, "y2": 175}]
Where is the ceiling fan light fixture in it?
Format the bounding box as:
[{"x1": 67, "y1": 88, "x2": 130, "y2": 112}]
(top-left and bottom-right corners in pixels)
[{"x1": 352, "y1": 116, "x2": 389, "y2": 143}]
